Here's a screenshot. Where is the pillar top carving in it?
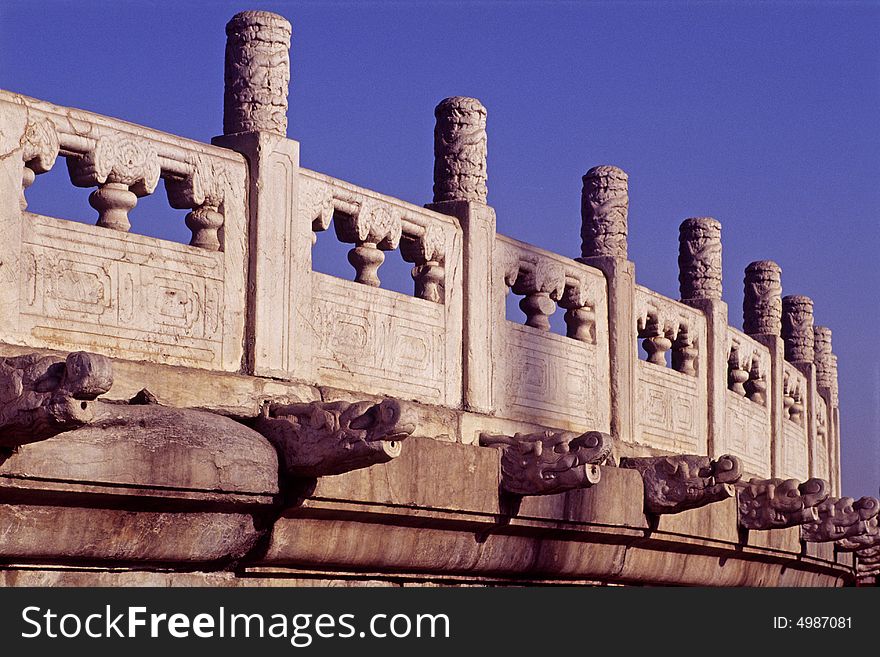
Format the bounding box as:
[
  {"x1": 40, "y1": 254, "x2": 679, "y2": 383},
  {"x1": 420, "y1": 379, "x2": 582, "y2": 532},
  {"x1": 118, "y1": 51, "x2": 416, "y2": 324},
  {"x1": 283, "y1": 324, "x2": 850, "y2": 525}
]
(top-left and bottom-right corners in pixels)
[
  {"x1": 432, "y1": 96, "x2": 488, "y2": 204},
  {"x1": 580, "y1": 165, "x2": 629, "y2": 259},
  {"x1": 678, "y1": 216, "x2": 722, "y2": 301}
]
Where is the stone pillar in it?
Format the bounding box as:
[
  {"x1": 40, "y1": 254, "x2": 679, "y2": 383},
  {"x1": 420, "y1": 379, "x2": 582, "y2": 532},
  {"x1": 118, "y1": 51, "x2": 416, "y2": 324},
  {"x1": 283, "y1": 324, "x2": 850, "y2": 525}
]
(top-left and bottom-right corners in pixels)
[
  {"x1": 577, "y1": 166, "x2": 635, "y2": 443},
  {"x1": 223, "y1": 11, "x2": 291, "y2": 137},
  {"x1": 678, "y1": 218, "x2": 726, "y2": 459},
  {"x1": 743, "y1": 261, "x2": 785, "y2": 477},
  {"x1": 0, "y1": 102, "x2": 28, "y2": 345},
  {"x1": 813, "y1": 326, "x2": 837, "y2": 493},
  {"x1": 427, "y1": 97, "x2": 495, "y2": 415},
  {"x1": 830, "y1": 353, "x2": 841, "y2": 495},
  {"x1": 782, "y1": 295, "x2": 819, "y2": 480},
  {"x1": 214, "y1": 11, "x2": 308, "y2": 379}
]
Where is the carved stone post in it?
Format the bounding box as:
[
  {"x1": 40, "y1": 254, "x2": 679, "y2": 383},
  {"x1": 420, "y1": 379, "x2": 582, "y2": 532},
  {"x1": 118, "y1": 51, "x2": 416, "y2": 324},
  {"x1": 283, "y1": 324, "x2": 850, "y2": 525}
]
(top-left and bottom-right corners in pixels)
[
  {"x1": 813, "y1": 326, "x2": 836, "y2": 490},
  {"x1": 0, "y1": 103, "x2": 29, "y2": 345},
  {"x1": 427, "y1": 96, "x2": 495, "y2": 416},
  {"x1": 223, "y1": 11, "x2": 291, "y2": 136},
  {"x1": 678, "y1": 217, "x2": 727, "y2": 460},
  {"x1": 830, "y1": 353, "x2": 841, "y2": 495},
  {"x1": 214, "y1": 11, "x2": 306, "y2": 380},
  {"x1": 782, "y1": 295, "x2": 820, "y2": 481},
  {"x1": 577, "y1": 166, "x2": 635, "y2": 444},
  {"x1": 743, "y1": 261, "x2": 786, "y2": 479}
]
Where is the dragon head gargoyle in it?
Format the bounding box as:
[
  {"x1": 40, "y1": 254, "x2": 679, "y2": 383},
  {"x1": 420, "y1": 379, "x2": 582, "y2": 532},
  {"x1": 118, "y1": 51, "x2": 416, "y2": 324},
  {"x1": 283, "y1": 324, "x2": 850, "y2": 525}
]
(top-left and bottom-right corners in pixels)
[
  {"x1": 0, "y1": 351, "x2": 113, "y2": 447},
  {"x1": 479, "y1": 430, "x2": 611, "y2": 496},
  {"x1": 619, "y1": 454, "x2": 743, "y2": 515},
  {"x1": 801, "y1": 495, "x2": 880, "y2": 543},
  {"x1": 254, "y1": 398, "x2": 416, "y2": 478},
  {"x1": 737, "y1": 477, "x2": 829, "y2": 530}
]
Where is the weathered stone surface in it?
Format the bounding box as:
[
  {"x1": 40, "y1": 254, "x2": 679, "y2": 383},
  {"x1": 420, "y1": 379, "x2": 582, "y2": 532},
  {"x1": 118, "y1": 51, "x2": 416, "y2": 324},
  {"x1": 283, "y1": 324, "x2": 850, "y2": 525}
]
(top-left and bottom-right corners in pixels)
[
  {"x1": 224, "y1": 11, "x2": 291, "y2": 136},
  {"x1": 433, "y1": 97, "x2": 487, "y2": 204},
  {"x1": 737, "y1": 477, "x2": 828, "y2": 530},
  {"x1": 743, "y1": 260, "x2": 782, "y2": 336},
  {"x1": 479, "y1": 430, "x2": 611, "y2": 496},
  {"x1": 580, "y1": 165, "x2": 628, "y2": 259},
  {"x1": 802, "y1": 496, "x2": 880, "y2": 542},
  {"x1": 619, "y1": 454, "x2": 742, "y2": 515},
  {"x1": 1, "y1": 398, "x2": 278, "y2": 495},
  {"x1": 253, "y1": 399, "x2": 415, "y2": 478},
  {"x1": 678, "y1": 217, "x2": 722, "y2": 301},
  {"x1": 0, "y1": 351, "x2": 112, "y2": 447}
]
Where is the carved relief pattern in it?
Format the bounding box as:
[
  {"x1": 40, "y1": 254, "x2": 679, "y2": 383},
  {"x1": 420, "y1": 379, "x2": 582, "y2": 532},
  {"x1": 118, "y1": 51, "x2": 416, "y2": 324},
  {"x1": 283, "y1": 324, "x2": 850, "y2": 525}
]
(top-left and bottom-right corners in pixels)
[
  {"x1": 499, "y1": 323, "x2": 605, "y2": 430},
  {"x1": 619, "y1": 454, "x2": 743, "y2": 515},
  {"x1": 637, "y1": 363, "x2": 703, "y2": 453},
  {"x1": 432, "y1": 96, "x2": 488, "y2": 204},
  {"x1": 737, "y1": 477, "x2": 829, "y2": 530},
  {"x1": 830, "y1": 354, "x2": 839, "y2": 408},
  {"x1": 312, "y1": 273, "x2": 447, "y2": 404},
  {"x1": 21, "y1": 216, "x2": 226, "y2": 368},
  {"x1": 678, "y1": 217, "x2": 722, "y2": 300},
  {"x1": 781, "y1": 295, "x2": 814, "y2": 363},
  {"x1": 726, "y1": 392, "x2": 771, "y2": 477},
  {"x1": 223, "y1": 11, "x2": 291, "y2": 136},
  {"x1": 20, "y1": 116, "x2": 60, "y2": 210},
  {"x1": 580, "y1": 165, "x2": 628, "y2": 259},
  {"x1": 743, "y1": 260, "x2": 782, "y2": 336},
  {"x1": 479, "y1": 430, "x2": 611, "y2": 496},
  {"x1": 300, "y1": 177, "x2": 334, "y2": 236}
]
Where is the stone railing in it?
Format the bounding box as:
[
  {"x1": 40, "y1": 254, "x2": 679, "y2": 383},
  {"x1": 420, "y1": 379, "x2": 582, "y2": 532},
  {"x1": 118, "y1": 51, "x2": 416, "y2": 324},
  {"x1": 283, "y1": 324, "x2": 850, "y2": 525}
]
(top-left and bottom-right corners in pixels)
[
  {"x1": 0, "y1": 91, "x2": 248, "y2": 371},
  {"x1": 633, "y1": 286, "x2": 708, "y2": 455},
  {"x1": 0, "y1": 17, "x2": 844, "y2": 496},
  {"x1": 493, "y1": 235, "x2": 610, "y2": 433},
  {"x1": 0, "y1": 8, "x2": 867, "y2": 587}
]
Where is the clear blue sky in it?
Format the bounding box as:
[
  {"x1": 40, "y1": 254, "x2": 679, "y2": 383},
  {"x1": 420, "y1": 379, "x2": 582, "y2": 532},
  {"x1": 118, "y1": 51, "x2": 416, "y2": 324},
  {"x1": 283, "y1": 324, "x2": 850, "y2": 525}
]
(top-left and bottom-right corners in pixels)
[{"x1": 1, "y1": 1, "x2": 878, "y2": 498}]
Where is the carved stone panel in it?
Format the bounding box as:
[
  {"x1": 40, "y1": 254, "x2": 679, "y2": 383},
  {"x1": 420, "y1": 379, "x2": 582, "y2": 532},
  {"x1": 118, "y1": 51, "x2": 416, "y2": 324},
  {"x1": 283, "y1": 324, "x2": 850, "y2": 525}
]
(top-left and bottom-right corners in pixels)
[
  {"x1": 725, "y1": 391, "x2": 771, "y2": 477},
  {"x1": 496, "y1": 324, "x2": 609, "y2": 433},
  {"x1": 636, "y1": 362, "x2": 705, "y2": 454},
  {"x1": 312, "y1": 273, "x2": 449, "y2": 405},
  {"x1": 19, "y1": 216, "x2": 233, "y2": 369}
]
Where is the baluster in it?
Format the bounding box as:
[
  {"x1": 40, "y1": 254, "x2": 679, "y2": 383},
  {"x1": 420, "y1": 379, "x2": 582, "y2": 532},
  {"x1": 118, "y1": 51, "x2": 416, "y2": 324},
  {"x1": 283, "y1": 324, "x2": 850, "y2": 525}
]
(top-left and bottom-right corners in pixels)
[
  {"x1": 672, "y1": 325, "x2": 697, "y2": 375},
  {"x1": 335, "y1": 198, "x2": 401, "y2": 288},
  {"x1": 744, "y1": 357, "x2": 767, "y2": 405},
  {"x1": 641, "y1": 314, "x2": 671, "y2": 366},
  {"x1": 400, "y1": 225, "x2": 446, "y2": 303},
  {"x1": 727, "y1": 347, "x2": 749, "y2": 395},
  {"x1": 559, "y1": 283, "x2": 596, "y2": 343},
  {"x1": 68, "y1": 134, "x2": 160, "y2": 233},
  {"x1": 166, "y1": 154, "x2": 230, "y2": 251},
  {"x1": 511, "y1": 260, "x2": 565, "y2": 332}
]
